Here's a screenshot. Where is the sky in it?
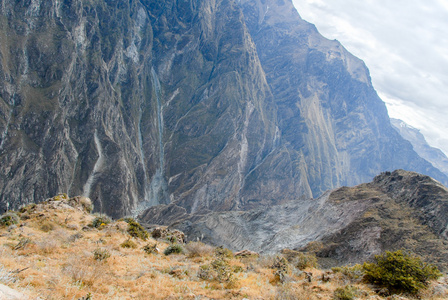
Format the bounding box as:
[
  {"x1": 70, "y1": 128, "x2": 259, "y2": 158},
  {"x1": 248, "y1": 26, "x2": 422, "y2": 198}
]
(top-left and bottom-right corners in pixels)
[{"x1": 292, "y1": 0, "x2": 448, "y2": 156}]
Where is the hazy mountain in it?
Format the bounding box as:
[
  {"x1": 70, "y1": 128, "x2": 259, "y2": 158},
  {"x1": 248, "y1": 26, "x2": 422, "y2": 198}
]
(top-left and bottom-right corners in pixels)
[
  {"x1": 391, "y1": 118, "x2": 448, "y2": 177},
  {"x1": 0, "y1": 0, "x2": 447, "y2": 217}
]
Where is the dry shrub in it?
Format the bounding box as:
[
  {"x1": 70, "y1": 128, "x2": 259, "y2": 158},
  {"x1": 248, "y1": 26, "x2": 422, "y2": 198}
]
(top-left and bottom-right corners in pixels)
[
  {"x1": 63, "y1": 257, "x2": 108, "y2": 286},
  {"x1": 40, "y1": 220, "x2": 55, "y2": 232},
  {"x1": 276, "y1": 283, "x2": 318, "y2": 300},
  {"x1": 93, "y1": 248, "x2": 111, "y2": 261},
  {"x1": 120, "y1": 239, "x2": 137, "y2": 249},
  {"x1": 142, "y1": 243, "x2": 160, "y2": 255},
  {"x1": 185, "y1": 241, "x2": 214, "y2": 258},
  {"x1": 36, "y1": 239, "x2": 59, "y2": 254}
]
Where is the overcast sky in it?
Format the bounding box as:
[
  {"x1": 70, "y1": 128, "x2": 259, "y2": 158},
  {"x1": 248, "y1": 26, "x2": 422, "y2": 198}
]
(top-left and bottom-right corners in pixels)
[{"x1": 292, "y1": 0, "x2": 448, "y2": 156}]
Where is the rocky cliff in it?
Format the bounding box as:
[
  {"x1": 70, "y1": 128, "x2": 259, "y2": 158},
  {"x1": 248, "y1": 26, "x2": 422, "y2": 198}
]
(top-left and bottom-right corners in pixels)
[
  {"x1": 141, "y1": 170, "x2": 448, "y2": 269},
  {"x1": 1, "y1": 0, "x2": 447, "y2": 217}
]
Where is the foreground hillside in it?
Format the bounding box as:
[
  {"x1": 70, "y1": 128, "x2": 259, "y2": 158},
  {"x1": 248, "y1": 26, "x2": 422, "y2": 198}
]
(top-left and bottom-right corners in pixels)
[{"x1": 1, "y1": 194, "x2": 447, "y2": 299}]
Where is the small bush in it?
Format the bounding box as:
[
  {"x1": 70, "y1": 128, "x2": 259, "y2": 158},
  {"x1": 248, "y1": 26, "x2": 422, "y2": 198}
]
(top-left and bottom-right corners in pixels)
[
  {"x1": 332, "y1": 264, "x2": 364, "y2": 281},
  {"x1": 124, "y1": 218, "x2": 148, "y2": 240},
  {"x1": 0, "y1": 212, "x2": 19, "y2": 227},
  {"x1": 164, "y1": 243, "x2": 184, "y2": 255},
  {"x1": 294, "y1": 252, "x2": 318, "y2": 270},
  {"x1": 214, "y1": 246, "x2": 233, "y2": 259},
  {"x1": 142, "y1": 243, "x2": 159, "y2": 254},
  {"x1": 120, "y1": 239, "x2": 137, "y2": 249},
  {"x1": 198, "y1": 258, "x2": 237, "y2": 287},
  {"x1": 333, "y1": 285, "x2": 360, "y2": 300},
  {"x1": 40, "y1": 220, "x2": 55, "y2": 232},
  {"x1": 93, "y1": 248, "x2": 111, "y2": 261},
  {"x1": 185, "y1": 241, "x2": 214, "y2": 258},
  {"x1": 91, "y1": 215, "x2": 112, "y2": 229},
  {"x1": 363, "y1": 250, "x2": 442, "y2": 294}
]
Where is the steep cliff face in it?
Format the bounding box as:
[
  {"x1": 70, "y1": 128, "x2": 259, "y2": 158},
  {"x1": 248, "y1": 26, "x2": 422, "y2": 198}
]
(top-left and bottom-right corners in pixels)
[
  {"x1": 1, "y1": 0, "x2": 447, "y2": 217},
  {"x1": 238, "y1": 0, "x2": 448, "y2": 196},
  {"x1": 0, "y1": 0, "x2": 277, "y2": 216}
]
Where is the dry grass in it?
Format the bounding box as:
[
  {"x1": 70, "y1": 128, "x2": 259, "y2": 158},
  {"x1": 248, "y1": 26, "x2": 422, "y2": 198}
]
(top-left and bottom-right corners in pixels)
[{"x1": 0, "y1": 198, "x2": 446, "y2": 300}]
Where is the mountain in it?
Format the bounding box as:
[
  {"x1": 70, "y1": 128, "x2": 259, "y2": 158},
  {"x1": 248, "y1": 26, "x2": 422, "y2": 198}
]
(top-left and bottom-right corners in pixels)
[
  {"x1": 140, "y1": 169, "x2": 448, "y2": 269},
  {"x1": 1, "y1": 0, "x2": 447, "y2": 217},
  {"x1": 391, "y1": 118, "x2": 448, "y2": 177}
]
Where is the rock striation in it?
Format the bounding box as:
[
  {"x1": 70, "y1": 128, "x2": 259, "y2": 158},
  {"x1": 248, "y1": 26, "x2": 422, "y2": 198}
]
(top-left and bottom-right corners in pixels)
[{"x1": 1, "y1": 0, "x2": 447, "y2": 218}]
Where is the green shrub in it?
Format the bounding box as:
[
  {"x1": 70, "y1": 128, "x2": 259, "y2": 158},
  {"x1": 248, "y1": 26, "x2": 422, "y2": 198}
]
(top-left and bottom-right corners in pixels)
[
  {"x1": 164, "y1": 243, "x2": 184, "y2": 255},
  {"x1": 120, "y1": 239, "x2": 137, "y2": 249},
  {"x1": 333, "y1": 285, "x2": 360, "y2": 300},
  {"x1": 93, "y1": 248, "x2": 111, "y2": 261},
  {"x1": 363, "y1": 250, "x2": 442, "y2": 294},
  {"x1": 294, "y1": 252, "x2": 318, "y2": 270},
  {"x1": 91, "y1": 215, "x2": 111, "y2": 229},
  {"x1": 0, "y1": 212, "x2": 19, "y2": 227},
  {"x1": 123, "y1": 218, "x2": 148, "y2": 240}
]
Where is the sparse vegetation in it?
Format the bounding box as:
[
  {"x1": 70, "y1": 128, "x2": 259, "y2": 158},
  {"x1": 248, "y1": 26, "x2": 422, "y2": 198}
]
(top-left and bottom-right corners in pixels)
[
  {"x1": 333, "y1": 285, "x2": 360, "y2": 300},
  {"x1": 0, "y1": 196, "x2": 446, "y2": 299},
  {"x1": 0, "y1": 212, "x2": 19, "y2": 227},
  {"x1": 363, "y1": 250, "x2": 442, "y2": 294},
  {"x1": 332, "y1": 264, "x2": 364, "y2": 281}
]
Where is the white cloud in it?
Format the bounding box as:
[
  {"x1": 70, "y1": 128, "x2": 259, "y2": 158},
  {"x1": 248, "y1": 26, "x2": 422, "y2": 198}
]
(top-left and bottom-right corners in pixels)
[{"x1": 292, "y1": 0, "x2": 448, "y2": 156}]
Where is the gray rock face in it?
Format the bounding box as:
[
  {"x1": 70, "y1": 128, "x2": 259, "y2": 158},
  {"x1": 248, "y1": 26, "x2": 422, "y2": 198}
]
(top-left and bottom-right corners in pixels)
[
  {"x1": 391, "y1": 118, "x2": 448, "y2": 177},
  {"x1": 142, "y1": 170, "x2": 448, "y2": 268},
  {"x1": 1, "y1": 0, "x2": 447, "y2": 218}
]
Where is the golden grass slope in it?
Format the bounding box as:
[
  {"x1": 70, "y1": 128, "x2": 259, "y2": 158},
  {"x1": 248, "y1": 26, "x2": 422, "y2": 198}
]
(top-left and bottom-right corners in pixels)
[{"x1": 0, "y1": 195, "x2": 446, "y2": 300}]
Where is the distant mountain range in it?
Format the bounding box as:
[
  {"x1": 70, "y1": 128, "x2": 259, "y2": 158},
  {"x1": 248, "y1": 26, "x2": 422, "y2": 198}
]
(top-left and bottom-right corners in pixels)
[
  {"x1": 391, "y1": 118, "x2": 448, "y2": 177},
  {"x1": 0, "y1": 0, "x2": 447, "y2": 218}
]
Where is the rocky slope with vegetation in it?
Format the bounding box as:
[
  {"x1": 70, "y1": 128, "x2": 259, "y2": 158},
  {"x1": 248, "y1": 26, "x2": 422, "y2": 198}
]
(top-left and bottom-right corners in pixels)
[
  {"x1": 1, "y1": 0, "x2": 447, "y2": 218},
  {"x1": 141, "y1": 170, "x2": 448, "y2": 270},
  {"x1": 1, "y1": 194, "x2": 447, "y2": 299}
]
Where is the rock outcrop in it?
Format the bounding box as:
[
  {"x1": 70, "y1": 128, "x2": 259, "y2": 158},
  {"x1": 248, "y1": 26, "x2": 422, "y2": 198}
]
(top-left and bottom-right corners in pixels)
[{"x1": 1, "y1": 0, "x2": 447, "y2": 218}]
